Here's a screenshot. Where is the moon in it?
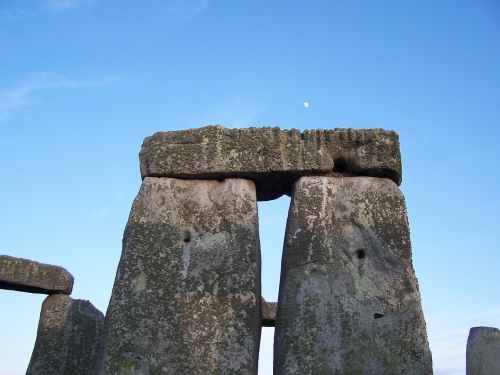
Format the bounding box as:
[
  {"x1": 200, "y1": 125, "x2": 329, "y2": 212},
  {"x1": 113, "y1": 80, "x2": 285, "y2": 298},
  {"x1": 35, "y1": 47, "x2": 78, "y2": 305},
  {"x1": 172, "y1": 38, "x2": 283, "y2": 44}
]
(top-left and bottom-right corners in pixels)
[{"x1": 303, "y1": 101, "x2": 309, "y2": 108}]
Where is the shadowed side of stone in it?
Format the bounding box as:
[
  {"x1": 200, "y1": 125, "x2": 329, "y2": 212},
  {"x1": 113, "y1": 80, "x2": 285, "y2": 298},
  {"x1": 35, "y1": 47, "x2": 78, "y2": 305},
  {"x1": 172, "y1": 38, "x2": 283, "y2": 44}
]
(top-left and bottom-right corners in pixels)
[
  {"x1": 139, "y1": 126, "x2": 402, "y2": 200},
  {"x1": 274, "y1": 176, "x2": 432, "y2": 374},
  {"x1": 467, "y1": 327, "x2": 500, "y2": 375},
  {"x1": 26, "y1": 294, "x2": 104, "y2": 375},
  {"x1": 0, "y1": 255, "x2": 74, "y2": 295},
  {"x1": 99, "y1": 177, "x2": 261, "y2": 375}
]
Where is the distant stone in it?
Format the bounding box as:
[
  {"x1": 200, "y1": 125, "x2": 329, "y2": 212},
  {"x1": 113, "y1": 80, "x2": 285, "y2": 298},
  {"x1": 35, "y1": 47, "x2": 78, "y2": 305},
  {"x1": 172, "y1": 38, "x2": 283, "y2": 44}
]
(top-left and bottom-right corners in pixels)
[
  {"x1": 100, "y1": 177, "x2": 261, "y2": 374},
  {"x1": 262, "y1": 297, "x2": 277, "y2": 327},
  {"x1": 26, "y1": 294, "x2": 104, "y2": 375},
  {"x1": 0, "y1": 255, "x2": 73, "y2": 295},
  {"x1": 467, "y1": 326, "x2": 500, "y2": 375},
  {"x1": 274, "y1": 176, "x2": 432, "y2": 374},
  {"x1": 139, "y1": 126, "x2": 402, "y2": 200}
]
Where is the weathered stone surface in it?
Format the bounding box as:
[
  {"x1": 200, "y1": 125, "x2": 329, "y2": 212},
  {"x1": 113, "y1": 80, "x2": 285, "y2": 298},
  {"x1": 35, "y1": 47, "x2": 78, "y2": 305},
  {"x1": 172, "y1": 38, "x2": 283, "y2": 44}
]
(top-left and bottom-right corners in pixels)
[
  {"x1": 467, "y1": 326, "x2": 500, "y2": 375},
  {"x1": 0, "y1": 255, "x2": 73, "y2": 295},
  {"x1": 262, "y1": 297, "x2": 277, "y2": 327},
  {"x1": 274, "y1": 176, "x2": 432, "y2": 374},
  {"x1": 99, "y1": 177, "x2": 261, "y2": 375},
  {"x1": 140, "y1": 126, "x2": 402, "y2": 200},
  {"x1": 26, "y1": 294, "x2": 104, "y2": 375}
]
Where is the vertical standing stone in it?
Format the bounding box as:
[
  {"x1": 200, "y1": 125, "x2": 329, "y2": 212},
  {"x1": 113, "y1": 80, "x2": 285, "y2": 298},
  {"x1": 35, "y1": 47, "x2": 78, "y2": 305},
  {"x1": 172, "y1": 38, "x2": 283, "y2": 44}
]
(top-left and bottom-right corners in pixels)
[
  {"x1": 275, "y1": 176, "x2": 432, "y2": 374},
  {"x1": 100, "y1": 177, "x2": 261, "y2": 375},
  {"x1": 26, "y1": 294, "x2": 104, "y2": 375},
  {"x1": 467, "y1": 327, "x2": 500, "y2": 375}
]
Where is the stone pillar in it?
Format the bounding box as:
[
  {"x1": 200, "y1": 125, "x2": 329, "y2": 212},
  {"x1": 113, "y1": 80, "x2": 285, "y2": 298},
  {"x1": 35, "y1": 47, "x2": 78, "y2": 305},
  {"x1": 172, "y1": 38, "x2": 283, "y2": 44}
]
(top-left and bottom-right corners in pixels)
[
  {"x1": 274, "y1": 176, "x2": 432, "y2": 374},
  {"x1": 467, "y1": 327, "x2": 500, "y2": 375},
  {"x1": 99, "y1": 177, "x2": 261, "y2": 375},
  {"x1": 26, "y1": 294, "x2": 104, "y2": 375}
]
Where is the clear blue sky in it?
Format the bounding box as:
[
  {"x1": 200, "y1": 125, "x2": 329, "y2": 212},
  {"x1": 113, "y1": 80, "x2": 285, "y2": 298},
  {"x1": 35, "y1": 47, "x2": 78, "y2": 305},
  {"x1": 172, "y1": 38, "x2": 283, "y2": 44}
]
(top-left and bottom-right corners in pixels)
[{"x1": 1, "y1": 1, "x2": 499, "y2": 374}]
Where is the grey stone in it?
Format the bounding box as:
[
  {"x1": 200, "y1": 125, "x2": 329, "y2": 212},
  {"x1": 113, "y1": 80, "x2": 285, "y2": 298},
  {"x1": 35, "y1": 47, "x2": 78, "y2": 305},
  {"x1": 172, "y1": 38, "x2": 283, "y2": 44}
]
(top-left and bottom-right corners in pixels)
[
  {"x1": 26, "y1": 294, "x2": 104, "y2": 375},
  {"x1": 139, "y1": 126, "x2": 402, "y2": 200},
  {"x1": 0, "y1": 255, "x2": 73, "y2": 295},
  {"x1": 274, "y1": 176, "x2": 432, "y2": 374},
  {"x1": 262, "y1": 297, "x2": 277, "y2": 327},
  {"x1": 99, "y1": 177, "x2": 261, "y2": 375},
  {"x1": 467, "y1": 326, "x2": 500, "y2": 375}
]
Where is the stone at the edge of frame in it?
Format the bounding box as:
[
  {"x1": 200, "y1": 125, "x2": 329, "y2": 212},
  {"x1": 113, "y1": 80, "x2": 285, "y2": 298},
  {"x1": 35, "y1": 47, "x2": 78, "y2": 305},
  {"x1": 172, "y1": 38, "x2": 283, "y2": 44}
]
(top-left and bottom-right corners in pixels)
[
  {"x1": 139, "y1": 125, "x2": 402, "y2": 200},
  {"x1": 466, "y1": 326, "x2": 500, "y2": 375},
  {"x1": 262, "y1": 297, "x2": 277, "y2": 327},
  {"x1": 99, "y1": 177, "x2": 261, "y2": 375},
  {"x1": 274, "y1": 176, "x2": 432, "y2": 374},
  {"x1": 26, "y1": 294, "x2": 104, "y2": 375},
  {"x1": 0, "y1": 255, "x2": 74, "y2": 295}
]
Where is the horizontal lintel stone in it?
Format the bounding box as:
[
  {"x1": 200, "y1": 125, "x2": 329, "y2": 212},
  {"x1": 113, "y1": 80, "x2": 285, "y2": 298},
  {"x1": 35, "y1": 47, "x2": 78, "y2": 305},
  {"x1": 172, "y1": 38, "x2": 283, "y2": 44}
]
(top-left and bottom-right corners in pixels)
[
  {"x1": 139, "y1": 126, "x2": 402, "y2": 201},
  {"x1": 0, "y1": 255, "x2": 74, "y2": 295}
]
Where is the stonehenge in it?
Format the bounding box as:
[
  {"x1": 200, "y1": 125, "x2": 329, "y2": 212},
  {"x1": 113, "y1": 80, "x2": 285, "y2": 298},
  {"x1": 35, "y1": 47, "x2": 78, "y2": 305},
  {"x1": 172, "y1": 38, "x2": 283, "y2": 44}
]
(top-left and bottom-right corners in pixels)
[{"x1": 1, "y1": 125, "x2": 446, "y2": 374}]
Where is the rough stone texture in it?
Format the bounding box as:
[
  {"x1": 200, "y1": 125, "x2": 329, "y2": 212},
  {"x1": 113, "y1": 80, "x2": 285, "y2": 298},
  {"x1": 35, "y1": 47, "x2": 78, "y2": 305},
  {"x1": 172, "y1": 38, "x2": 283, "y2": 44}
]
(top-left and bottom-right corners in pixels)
[
  {"x1": 274, "y1": 176, "x2": 432, "y2": 374},
  {"x1": 0, "y1": 255, "x2": 73, "y2": 295},
  {"x1": 99, "y1": 177, "x2": 261, "y2": 375},
  {"x1": 466, "y1": 326, "x2": 500, "y2": 375},
  {"x1": 262, "y1": 297, "x2": 277, "y2": 327},
  {"x1": 140, "y1": 126, "x2": 402, "y2": 200},
  {"x1": 26, "y1": 294, "x2": 104, "y2": 375}
]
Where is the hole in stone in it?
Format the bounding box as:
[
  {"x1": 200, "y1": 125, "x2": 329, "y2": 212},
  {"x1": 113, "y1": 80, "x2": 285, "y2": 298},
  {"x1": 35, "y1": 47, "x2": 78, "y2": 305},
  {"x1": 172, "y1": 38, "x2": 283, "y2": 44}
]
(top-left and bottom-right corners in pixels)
[
  {"x1": 333, "y1": 158, "x2": 348, "y2": 173},
  {"x1": 182, "y1": 230, "x2": 191, "y2": 243},
  {"x1": 216, "y1": 177, "x2": 225, "y2": 182},
  {"x1": 374, "y1": 313, "x2": 384, "y2": 319},
  {"x1": 355, "y1": 249, "x2": 366, "y2": 259}
]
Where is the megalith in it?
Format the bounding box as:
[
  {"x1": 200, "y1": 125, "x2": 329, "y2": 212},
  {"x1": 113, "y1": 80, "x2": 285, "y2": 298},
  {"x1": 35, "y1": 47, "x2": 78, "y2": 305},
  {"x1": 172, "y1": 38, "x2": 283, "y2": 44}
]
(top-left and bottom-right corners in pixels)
[
  {"x1": 0, "y1": 255, "x2": 73, "y2": 295},
  {"x1": 26, "y1": 294, "x2": 104, "y2": 375},
  {"x1": 274, "y1": 176, "x2": 432, "y2": 374},
  {"x1": 99, "y1": 177, "x2": 261, "y2": 375},
  {"x1": 467, "y1": 327, "x2": 500, "y2": 375}
]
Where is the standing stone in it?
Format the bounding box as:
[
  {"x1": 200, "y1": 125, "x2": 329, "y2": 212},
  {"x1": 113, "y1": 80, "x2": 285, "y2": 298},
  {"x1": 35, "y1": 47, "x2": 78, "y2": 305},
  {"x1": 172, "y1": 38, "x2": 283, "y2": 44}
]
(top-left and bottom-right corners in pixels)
[
  {"x1": 26, "y1": 294, "x2": 104, "y2": 375},
  {"x1": 99, "y1": 177, "x2": 261, "y2": 375},
  {"x1": 467, "y1": 327, "x2": 500, "y2": 375},
  {"x1": 0, "y1": 255, "x2": 73, "y2": 295},
  {"x1": 275, "y1": 176, "x2": 432, "y2": 374}
]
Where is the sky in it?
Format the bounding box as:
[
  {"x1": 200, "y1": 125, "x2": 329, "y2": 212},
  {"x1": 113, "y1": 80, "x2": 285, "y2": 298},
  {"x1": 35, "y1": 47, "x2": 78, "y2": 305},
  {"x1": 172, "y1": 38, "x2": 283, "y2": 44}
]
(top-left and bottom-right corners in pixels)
[{"x1": 1, "y1": 0, "x2": 499, "y2": 374}]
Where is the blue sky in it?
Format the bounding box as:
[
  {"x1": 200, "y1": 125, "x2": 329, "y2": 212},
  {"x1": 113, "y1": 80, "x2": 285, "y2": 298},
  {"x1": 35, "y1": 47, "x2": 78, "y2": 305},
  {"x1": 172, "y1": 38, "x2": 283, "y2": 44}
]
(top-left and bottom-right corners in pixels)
[{"x1": 1, "y1": 1, "x2": 499, "y2": 374}]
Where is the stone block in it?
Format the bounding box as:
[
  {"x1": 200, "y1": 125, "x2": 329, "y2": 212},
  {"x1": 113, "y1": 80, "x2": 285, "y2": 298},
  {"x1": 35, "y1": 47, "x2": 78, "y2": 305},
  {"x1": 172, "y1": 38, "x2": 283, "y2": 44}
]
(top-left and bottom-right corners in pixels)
[
  {"x1": 26, "y1": 294, "x2": 104, "y2": 375},
  {"x1": 262, "y1": 297, "x2": 277, "y2": 327},
  {"x1": 467, "y1": 326, "x2": 500, "y2": 375},
  {"x1": 0, "y1": 255, "x2": 73, "y2": 295},
  {"x1": 274, "y1": 176, "x2": 432, "y2": 374},
  {"x1": 99, "y1": 177, "x2": 261, "y2": 374},
  {"x1": 139, "y1": 126, "x2": 402, "y2": 200}
]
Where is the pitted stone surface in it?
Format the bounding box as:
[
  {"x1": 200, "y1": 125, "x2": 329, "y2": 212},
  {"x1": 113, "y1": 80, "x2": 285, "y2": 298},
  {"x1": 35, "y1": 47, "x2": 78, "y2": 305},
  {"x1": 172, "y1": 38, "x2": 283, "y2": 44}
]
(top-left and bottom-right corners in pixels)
[
  {"x1": 274, "y1": 176, "x2": 432, "y2": 374},
  {"x1": 467, "y1": 327, "x2": 500, "y2": 375},
  {"x1": 140, "y1": 126, "x2": 402, "y2": 200},
  {"x1": 0, "y1": 255, "x2": 74, "y2": 295},
  {"x1": 26, "y1": 294, "x2": 104, "y2": 375},
  {"x1": 100, "y1": 177, "x2": 261, "y2": 375},
  {"x1": 262, "y1": 297, "x2": 277, "y2": 327}
]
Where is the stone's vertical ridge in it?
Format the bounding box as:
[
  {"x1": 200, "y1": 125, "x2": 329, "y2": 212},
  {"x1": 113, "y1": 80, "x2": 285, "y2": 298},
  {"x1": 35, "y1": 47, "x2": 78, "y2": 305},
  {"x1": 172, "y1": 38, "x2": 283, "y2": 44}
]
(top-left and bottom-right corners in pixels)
[
  {"x1": 100, "y1": 177, "x2": 261, "y2": 375},
  {"x1": 26, "y1": 294, "x2": 104, "y2": 375},
  {"x1": 274, "y1": 176, "x2": 432, "y2": 374},
  {"x1": 466, "y1": 326, "x2": 500, "y2": 374}
]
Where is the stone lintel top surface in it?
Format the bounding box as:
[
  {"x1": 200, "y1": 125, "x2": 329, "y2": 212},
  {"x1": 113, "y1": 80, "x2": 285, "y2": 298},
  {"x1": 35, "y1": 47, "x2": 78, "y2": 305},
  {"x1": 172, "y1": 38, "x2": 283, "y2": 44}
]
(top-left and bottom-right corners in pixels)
[
  {"x1": 140, "y1": 125, "x2": 402, "y2": 201},
  {"x1": 0, "y1": 255, "x2": 74, "y2": 295}
]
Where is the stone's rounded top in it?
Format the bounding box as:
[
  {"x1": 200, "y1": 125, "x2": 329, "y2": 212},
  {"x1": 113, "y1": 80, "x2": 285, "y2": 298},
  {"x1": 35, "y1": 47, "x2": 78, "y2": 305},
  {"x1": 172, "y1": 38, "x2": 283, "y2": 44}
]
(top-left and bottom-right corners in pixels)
[
  {"x1": 139, "y1": 125, "x2": 402, "y2": 201},
  {"x1": 0, "y1": 255, "x2": 74, "y2": 295}
]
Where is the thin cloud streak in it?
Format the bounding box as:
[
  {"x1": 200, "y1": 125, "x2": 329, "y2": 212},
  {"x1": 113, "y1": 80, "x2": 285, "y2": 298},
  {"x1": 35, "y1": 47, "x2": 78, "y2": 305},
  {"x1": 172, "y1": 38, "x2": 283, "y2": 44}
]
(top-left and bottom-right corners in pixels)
[
  {"x1": 0, "y1": 72, "x2": 120, "y2": 121},
  {"x1": 41, "y1": 0, "x2": 97, "y2": 12},
  {"x1": 160, "y1": 0, "x2": 209, "y2": 23}
]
